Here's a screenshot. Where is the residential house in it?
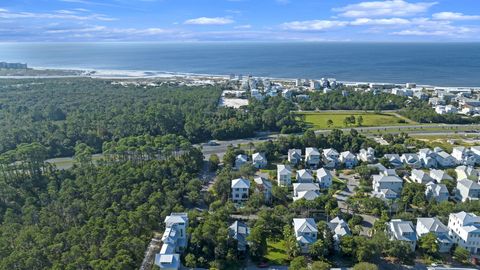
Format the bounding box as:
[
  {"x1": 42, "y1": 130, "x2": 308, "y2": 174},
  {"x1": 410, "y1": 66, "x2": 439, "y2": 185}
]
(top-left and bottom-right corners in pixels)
[
  {"x1": 425, "y1": 182, "x2": 449, "y2": 203},
  {"x1": 456, "y1": 165, "x2": 479, "y2": 181},
  {"x1": 327, "y1": 217, "x2": 352, "y2": 251},
  {"x1": 418, "y1": 148, "x2": 438, "y2": 168},
  {"x1": 231, "y1": 178, "x2": 250, "y2": 203},
  {"x1": 448, "y1": 211, "x2": 480, "y2": 254},
  {"x1": 410, "y1": 169, "x2": 434, "y2": 184},
  {"x1": 401, "y1": 153, "x2": 422, "y2": 169},
  {"x1": 416, "y1": 217, "x2": 453, "y2": 253},
  {"x1": 296, "y1": 169, "x2": 314, "y2": 183},
  {"x1": 254, "y1": 176, "x2": 272, "y2": 203},
  {"x1": 316, "y1": 168, "x2": 333, "y2": 189},
  {"x1": 470, "y1": 146, "x2": 480, "y2": 164},
  {"x1": 358, "y1": 147, "x2": 376, "y2": 163},
  {"x1": 155, "y1": 213, "x2": 189, "y2": 270},
  {"x1": 228, "y1": 221, "x2": 250, "y2": 252},
  {"x1": 293, "y1": 183, "x2": 320, "y2": 201},
  {"x1": 235, "y1": 154, "x2": 248, "y2": 169},
  {"x1": 323, "y1": 148, "x2": 339, "y2": 168},
  {"x1": 339, "y1": 151, "x2": 358, "y2": 168},
  {"x1": 372, "y1": 174, "x2": 403, "y2": 199},
  {"x1": 430, "y1": 169, "x2": 454, "y2": 183},
  {"x1": 455, "y1": 179, "x2": 480, "y2": 202},
  {"x1": 288, "y1": 149, "x2": 302, "y2": 165},
  {"x1": 384, "y1": 154, "x2": 403, "y2": 168},
  {"x1": 293, "y1": 218, "x2": 318, "y2": 253},
  {"x1": 435, "y1": 150, "x2": 457, "y2": 168},
  {"x1": 386, "y1": 219, "x2": 417, "y2": 251},
  {"x1": 252, "y1": 152, "x2": 267, "y2": 169},
  {"x1": 305, "y1": 147, "x2": 321, "y2": 167},
  {"x1": 452, "y1": 147, "x2": 476, "y2": 166},
  {"x1": 277, "y1": 164, "x2": 292, "y2": 187}
]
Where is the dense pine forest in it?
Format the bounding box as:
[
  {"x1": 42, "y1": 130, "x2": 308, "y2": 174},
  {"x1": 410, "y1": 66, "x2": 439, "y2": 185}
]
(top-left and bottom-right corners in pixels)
[{"x1": 0, "y1": 78, "x2": 300, "y2": 158}]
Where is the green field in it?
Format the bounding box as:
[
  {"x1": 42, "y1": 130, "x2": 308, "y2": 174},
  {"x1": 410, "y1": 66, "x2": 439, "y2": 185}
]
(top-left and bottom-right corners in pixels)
[
  {"x1": 265, "y1": 239, "x2": 289, "y2": 265},
  {"x1": 296, "y1": 111, "x2": 415, "y2": 130}
]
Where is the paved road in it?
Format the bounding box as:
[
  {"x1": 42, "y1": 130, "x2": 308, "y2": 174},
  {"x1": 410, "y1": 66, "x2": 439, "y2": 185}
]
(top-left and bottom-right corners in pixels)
[{"x1": 46, "y1": 123, "x2": 480, "y2": 170}]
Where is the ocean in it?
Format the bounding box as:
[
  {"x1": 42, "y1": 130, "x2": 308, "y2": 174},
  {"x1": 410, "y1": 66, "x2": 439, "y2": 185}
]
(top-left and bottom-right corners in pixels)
[{"x1": 0, "y1": 42, "x2": 480, "y2": 86}]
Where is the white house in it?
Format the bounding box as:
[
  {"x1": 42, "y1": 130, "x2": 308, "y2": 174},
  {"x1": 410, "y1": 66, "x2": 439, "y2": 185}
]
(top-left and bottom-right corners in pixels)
[
  {"x1": 416, "y1": 217, "x2": 453, "y2": 253},
  {"x1": 288, "y1": 149, "x2": 302, "y2": 165},
  {"x1": 435, "y1": 150, "x2": 457, "y2": 168},
  {"x1": 418, "y1": 148, "x2": 438, "y2": 168},
  {"x1": 339, "y1": 151, "x2": 358, "y2": 168},
  {"x1": 229, "y1": 221, "x2": 250, "y2": 252},
  {"x1": 456, "y1": 165, "x2": 479, "y2": 181},
  {"x1": 410, "y1": 169, "x2": 434, "y2": 184},
  {"x1": 305, "y1": 147, "x2": 321, "y2": 167},
  {"x1": 386, "y1": 219, "x2": 417, "y2": 251},
  {"x1": 327, "y1": 217, "x2": 351, "y2": 251},
  {"x1": 155, "y1": 213, "x2": 189, "y2": 270},
  {"x1": 384, "y1": 154, "x2": 403, "y2": 168},
  {"x1": 323, "y1": 148, "x2": 339, "y2": 168},
  {"x1": 452, "y1": 147, "x2": 476, "y2": 166},
  {"x1": 448, "y1": 211, "x2": 480, "y2": 254},
  {"x1": 296, "y1": 169, "x2": 314, "y2": 183},
  {"x1": 455, "y1": 179, "x2": 480, "y2": 202},
  {"x1": 231, "y1": 178, "x2": 250, "y2": 203},
  {"x1": 316, "y1": 168, "x2": 333, "y2": 189},
  {"x1": 277, "y1": 164, "x2": 292, "y2": 187},
  {"x1": 425, "y1": 182, "x2": 449, "y2": 203},
  {"x1": 252, "y1": 152, "x2": 267, "y2": 169},
  {"x1": 401, "y1": 153, "x2": 422, "y2": 169},
  {"x1": 358, "y1": 147, "x2": 376, "y2": 163},
  {"x1": 254, "y1": 176, "x2": 272, "y2": 203},
  {"x1": 293, "y1": 218, "x2": 318, "y2": 253},
  {"x1": 429, "y1": 169, "x2": 454, "y2": 183},
  {"x1": 235, "y1": 154, "x2": 248, "y2": 169},
  {"x1": 293, "y1": 183, "x2": 320, "y2": 201},
  {"x1": 372, "y1": 174, "x2": 403, "y2": 199}
]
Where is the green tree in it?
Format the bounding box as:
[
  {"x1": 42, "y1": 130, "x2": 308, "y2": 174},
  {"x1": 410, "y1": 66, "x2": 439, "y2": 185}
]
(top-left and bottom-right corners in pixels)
[
  {"x1": 209, "y1": 154, "x2": 220, "y2": 171},
  {"x1": 357, "y1": 116, "x2": 364, "y2": 127},
  {"x1": 327, "y1": 119, "x2": 334, "y2": 128},
  {"x1": 309, "y1": 239, "x2": 327, "y2": 259},
  {"x1": 454, "y1": 246, "x2": 470, "y2": 264},
  {"x1": 418, "y1": 232, "x2": 439, "y2": 257},
  {"x1": 289, "y1": 256, "x2": 307, "y2": 270}
]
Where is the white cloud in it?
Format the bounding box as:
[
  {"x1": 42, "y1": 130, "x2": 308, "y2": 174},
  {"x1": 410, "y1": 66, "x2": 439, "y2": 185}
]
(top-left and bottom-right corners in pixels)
[
  {"x1": 234, "y1": 24, "x2": 252, "y2": 29},
  {"x1": 432, "y1": 12, "x2": 480, "y2": 21},
  {"x1": 350, "y1": 17, "x2": 411, "y2": 26},
  {"x1": 0, "y1": 8, "x2": 115, "y2": 21},
  {"x1": 276, "y1": 0, "x2": 290, "y2": 4},
  {"x1": 282, "y1": 20, "x2": 348, "y2": 31},
  {"x1": 184, "y1": 17, "x2": 234, "y2": 25},
  {"x1": 334, "y1": 0, "x2": 437, "y2": 18},
  {"x1": 392, "y1": 22, "x2": 475, "y2": 37}
]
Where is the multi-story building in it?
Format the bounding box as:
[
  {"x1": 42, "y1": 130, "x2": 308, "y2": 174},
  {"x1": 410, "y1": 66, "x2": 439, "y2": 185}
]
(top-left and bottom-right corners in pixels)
[
  {"x1": 386, "y1": 219, "x2": 417, "y2": 251},
  {"x1": 155, "y1": 213, "x2": 189, "y2": 270},
  {"x1": 293, "y1": 218, "x2": 318, "y2": 253},
  {"x1": 448, "y1": 211, "x2": 480, "y2": 254}
]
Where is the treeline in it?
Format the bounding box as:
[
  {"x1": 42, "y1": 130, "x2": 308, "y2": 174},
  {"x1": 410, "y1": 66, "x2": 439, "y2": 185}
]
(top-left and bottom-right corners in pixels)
[
  {"x1": 400, "y1": 101, "x2": 479, "y2": 124},
  {"x1": 0, "y1": 134, "x2": 204, "y2": 269},
  {"x1": 0, "y1": 78, "x2": 301, "y2": 158},
  {"x1": 298, "y1": 91, "x2": 409, "y2": 111}
]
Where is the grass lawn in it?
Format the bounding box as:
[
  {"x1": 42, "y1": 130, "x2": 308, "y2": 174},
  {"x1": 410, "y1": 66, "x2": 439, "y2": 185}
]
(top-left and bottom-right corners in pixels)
[
  {"x1": 265, "y1": 239, "x2": 289, "y2": 265},
  {"x1": 296, "y1": 111, "x2": 413, "y2": 130}
]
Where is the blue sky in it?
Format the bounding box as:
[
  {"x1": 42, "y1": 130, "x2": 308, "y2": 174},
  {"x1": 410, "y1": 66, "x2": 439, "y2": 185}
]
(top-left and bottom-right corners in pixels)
[{"x1": 2, "y1": 0, "x2": 480, "y2": 41}]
